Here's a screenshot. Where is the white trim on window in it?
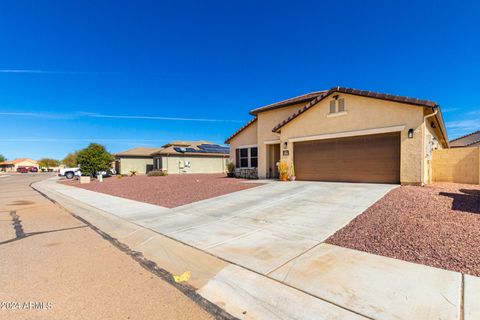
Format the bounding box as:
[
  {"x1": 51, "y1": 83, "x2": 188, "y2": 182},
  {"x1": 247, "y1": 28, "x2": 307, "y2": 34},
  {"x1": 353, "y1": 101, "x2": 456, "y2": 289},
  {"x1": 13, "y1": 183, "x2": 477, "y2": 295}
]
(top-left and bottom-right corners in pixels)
[
  {"x1": 236, "y1": 145, "x2": 258, "y2": 169},
  {"x1": 288, "y1": 125, "x2": 406, "y2": 143},
  {"x1": 237, "y1": 144, "x2": 258, "y2": 149}
]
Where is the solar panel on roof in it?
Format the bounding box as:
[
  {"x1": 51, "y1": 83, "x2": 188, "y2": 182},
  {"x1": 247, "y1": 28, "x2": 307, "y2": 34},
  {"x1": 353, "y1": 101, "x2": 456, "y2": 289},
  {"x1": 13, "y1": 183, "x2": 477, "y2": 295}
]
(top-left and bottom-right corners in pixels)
[{"x1": 172, "y1": 144, "x2": 229, "y2": 154}]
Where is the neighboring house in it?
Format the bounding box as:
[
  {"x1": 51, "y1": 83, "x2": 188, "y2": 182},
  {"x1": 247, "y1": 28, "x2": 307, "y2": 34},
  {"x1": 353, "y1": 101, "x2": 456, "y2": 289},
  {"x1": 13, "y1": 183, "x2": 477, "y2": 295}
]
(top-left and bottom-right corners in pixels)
[
  {"x1": 114, "y1": 147, "x2": 163, "y2": 175},
  {"x1": 152, "y1": 141, "x2": 229, "y2": 174},
  {"x1": 0, "y1": 158, "x2": 39, "y2": 172},
  {"x1": 226, "y1": 87, "x2": 449, "y2": 185},
  {"x1": 449, "y1": 130, "x2": 480, "y2": 148},
  {"x1": 39, "y1": 164, "x2": 66, "y2": 172}
]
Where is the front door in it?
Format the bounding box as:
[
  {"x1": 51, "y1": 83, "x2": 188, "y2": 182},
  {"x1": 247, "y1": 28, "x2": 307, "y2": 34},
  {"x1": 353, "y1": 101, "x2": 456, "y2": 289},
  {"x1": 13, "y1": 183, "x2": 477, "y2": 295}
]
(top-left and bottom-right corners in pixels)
[{"x1": 267, "y1": 144, "x2": 280, "y2": 178}]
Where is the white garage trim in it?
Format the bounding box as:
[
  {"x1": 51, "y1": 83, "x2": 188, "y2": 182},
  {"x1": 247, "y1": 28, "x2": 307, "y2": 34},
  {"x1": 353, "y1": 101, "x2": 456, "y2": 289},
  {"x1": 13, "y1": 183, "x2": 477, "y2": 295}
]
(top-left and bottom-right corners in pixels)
[{"x1": 288, "y1": 125, "x2": 406, "y2": 143}]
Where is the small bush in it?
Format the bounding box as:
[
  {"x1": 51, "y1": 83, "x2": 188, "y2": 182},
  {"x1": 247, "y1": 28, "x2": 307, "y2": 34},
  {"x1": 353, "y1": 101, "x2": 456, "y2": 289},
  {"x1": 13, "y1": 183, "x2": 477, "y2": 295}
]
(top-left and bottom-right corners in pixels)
[
  {"x1": 129, "y1": 170, "x2": 137, "y2": 177},
  {"x1": 277, "y1": 160, "x2": 289, "y2": 181},
  {"x1": 226, "y1": 161, "x2": 235, "y2": 177},
  {"x1": 147, "y1": 170, "x2": 167, "y2": 177}
]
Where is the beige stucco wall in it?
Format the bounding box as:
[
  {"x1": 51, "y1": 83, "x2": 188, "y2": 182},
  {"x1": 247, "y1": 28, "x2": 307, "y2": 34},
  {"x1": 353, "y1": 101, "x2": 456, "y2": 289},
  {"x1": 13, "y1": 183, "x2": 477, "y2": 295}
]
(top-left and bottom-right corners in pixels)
[
  {"x1": 15, "y1": 160, "x2": 38, "y2": 168},
  {"x1": 277, "y1": 94, "x2": 426, "y2": 184},
  {"x1": 432, "y1": 147, "x2": 480, "y2": 184},
  {"x1": 423, "y1": 112, "x2": 445, "y2": 183},
  {"x1": 1, "y1": 160, "x2": 39, "y2": 172},
  {"x1": 118, "y1": 157, "x2": 153, "y2": 174},
  {"x1": 226, "y1": 92, "x2": 450, "y2": 184},
  {"x1": 256, "y1": 103, "x2": 308, "y2": 178},
  {"x1": 158, "y1": 155, "x2": 227, "y2": 174},
  {"x1": 228, "y1": 120, "x2": 258, "y2": 164}
]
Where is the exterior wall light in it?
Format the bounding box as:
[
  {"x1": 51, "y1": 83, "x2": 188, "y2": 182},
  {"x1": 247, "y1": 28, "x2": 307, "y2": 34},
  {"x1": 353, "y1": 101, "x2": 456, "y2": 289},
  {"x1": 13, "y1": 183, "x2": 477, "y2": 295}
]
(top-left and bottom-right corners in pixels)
[
  {"x1": 283, "y1": 142, "x2": 288, "y2": 149},
  {"x1": 408, "y1": 129, "x2": 414, "y2": 139}
]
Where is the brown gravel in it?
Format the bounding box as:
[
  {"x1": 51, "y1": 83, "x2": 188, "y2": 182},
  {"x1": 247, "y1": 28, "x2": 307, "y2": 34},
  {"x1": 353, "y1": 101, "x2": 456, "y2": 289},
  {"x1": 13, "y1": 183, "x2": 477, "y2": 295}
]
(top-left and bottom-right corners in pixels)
[
  {"x1": 326, "y1": 183, "x2": 480, "y2": 276},
  {"x1": 61, "y1": 174, "x2": 261, "y2": 208}
]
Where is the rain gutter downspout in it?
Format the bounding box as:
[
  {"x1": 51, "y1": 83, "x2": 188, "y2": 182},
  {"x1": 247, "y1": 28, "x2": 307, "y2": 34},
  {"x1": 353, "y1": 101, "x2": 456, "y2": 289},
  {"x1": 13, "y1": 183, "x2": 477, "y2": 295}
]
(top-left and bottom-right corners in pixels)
[{"x1": 423, "y1": 106, "x2": 439, "y2": 185}]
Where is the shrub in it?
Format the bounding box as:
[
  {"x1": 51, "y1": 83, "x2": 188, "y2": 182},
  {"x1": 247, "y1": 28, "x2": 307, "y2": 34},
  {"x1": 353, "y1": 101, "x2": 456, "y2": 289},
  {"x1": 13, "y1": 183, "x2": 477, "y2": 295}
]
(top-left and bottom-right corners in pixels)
[
  {"x1": 38, "y1": 158, "x2": 60, "y2": 170},
  {"x1": 76, "y1": 143, "x2": 113, "y2": 177},
  {"x1": 129, "y1": 170, "x2": 137, "y2": 177},
  {"x1": 226, "y1": 161, "x2": 235, "y2": 177},
  {"x1": 147, "y1": 170, "x2": 167, "y2": 177},
  {"x1": 277, "y1": 160, "x2": 289, "y2": 181},
  {"x1": 62, "y1": 152, "x2": 78, "y2": 168}
]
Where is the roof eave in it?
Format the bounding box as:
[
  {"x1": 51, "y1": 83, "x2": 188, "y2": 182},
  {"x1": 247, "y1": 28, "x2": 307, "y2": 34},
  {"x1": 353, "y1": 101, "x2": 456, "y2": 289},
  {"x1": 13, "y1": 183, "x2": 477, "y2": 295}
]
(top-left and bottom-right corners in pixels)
[
  {"x1": 272, "y1": 87, "x2": 441, "y2": 133},
  {"x1": 225, "y1": 117, "x2": 257, "y2": 144},
  {"x1": 249, "y1": 98, "x2": 312, "y2": 116}
]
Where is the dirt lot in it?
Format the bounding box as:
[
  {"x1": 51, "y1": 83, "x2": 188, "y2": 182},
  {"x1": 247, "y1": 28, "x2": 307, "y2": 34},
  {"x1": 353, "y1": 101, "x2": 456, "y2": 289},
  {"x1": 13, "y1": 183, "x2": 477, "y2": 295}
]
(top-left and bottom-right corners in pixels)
[
  {"x1": 0, "y1": 174, "x2": 215, "y2": 320},
  {"x1": 61, "y1": 174, "x2": 261, "y2": 208},
  {"x1": 327, "y1": 183, "x2": 480, "y2": 276}
]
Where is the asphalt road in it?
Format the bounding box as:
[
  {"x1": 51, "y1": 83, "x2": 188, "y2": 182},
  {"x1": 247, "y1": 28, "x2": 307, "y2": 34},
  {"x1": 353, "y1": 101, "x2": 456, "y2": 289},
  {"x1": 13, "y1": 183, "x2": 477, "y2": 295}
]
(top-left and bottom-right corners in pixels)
[{"x1": 0, "y1": 174, "x2": 213, "y2": 320}]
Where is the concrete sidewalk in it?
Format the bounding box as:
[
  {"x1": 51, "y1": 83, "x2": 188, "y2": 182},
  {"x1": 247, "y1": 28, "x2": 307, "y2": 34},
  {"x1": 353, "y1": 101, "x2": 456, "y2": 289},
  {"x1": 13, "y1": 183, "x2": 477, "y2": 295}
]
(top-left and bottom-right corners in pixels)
[{"x1": 33, "y1": 177, "x2": 479, "y2": 320}]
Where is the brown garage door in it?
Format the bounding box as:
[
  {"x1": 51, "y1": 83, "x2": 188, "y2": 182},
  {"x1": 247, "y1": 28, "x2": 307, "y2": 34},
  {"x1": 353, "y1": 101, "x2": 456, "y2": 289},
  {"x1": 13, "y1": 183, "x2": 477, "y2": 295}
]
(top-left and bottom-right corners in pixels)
[{"x1": 294, "y1": 132, "x2": 400, "y2": 183}]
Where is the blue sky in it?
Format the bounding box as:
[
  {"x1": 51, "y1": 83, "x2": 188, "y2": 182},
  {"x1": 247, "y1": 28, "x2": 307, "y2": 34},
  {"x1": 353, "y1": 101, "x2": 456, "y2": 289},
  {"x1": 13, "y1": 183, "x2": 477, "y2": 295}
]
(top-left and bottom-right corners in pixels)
[{"x1": 0, "y1": 0, "x2": 479, "y2": 160}]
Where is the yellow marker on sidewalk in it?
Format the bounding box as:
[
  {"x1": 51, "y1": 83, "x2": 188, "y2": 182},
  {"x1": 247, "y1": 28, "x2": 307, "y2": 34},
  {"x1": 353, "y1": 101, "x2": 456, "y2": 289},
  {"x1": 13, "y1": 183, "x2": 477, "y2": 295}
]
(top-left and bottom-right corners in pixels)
[{"x1": 173, "y1": 271, "x2": 190, "y2": 283}]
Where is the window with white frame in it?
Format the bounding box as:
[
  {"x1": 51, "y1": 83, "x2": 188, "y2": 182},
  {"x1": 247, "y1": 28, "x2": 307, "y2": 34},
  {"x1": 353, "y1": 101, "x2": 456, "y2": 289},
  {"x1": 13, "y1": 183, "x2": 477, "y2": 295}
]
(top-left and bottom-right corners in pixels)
[
  {"x1": 250, "y1": 147, "x2": 258, "y2": 167},
  {"x1": 235, "y1": 147, "x2": 258, "y2": 168}
]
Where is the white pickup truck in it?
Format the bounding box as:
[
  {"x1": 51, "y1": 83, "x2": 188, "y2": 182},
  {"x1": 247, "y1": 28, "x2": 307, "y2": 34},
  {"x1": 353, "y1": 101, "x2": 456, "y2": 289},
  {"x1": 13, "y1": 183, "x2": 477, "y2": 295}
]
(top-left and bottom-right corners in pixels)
[
  {"x1": 59, "y1": 167, "x2": 82, "y2": 179},
  {"x1": 59, "y1": 167, "x2": 116, "y2": 179}
]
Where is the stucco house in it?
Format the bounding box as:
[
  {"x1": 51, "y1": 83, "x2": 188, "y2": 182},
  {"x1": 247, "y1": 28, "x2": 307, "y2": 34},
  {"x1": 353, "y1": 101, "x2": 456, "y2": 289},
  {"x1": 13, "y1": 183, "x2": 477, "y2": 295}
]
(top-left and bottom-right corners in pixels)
[
  {"x1": 449, "y1": 130, "x2": 480, "y2": 148},
  {"x1": 114, "y1": 147, "x2": 163, "y2": 175},
  {"x1": 115, "y1": 141, "x2": 229, "y2": 175},
  {"x1": 225, "y1": 87, "x2": 449, "y2": 185},
  {"x1": 152, "y1": 141, "x2": 229, "y2": 174},
  {"x1": 0, "y1": 158, "x2": 39, "y2": 172}
]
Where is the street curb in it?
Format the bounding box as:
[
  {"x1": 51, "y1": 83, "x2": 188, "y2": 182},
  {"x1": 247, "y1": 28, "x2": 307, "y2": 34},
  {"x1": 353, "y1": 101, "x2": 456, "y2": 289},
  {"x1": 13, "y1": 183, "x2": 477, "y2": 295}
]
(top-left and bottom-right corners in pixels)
[{"x1": 31, "y1": 180, "x2": 238, "y2": 320}]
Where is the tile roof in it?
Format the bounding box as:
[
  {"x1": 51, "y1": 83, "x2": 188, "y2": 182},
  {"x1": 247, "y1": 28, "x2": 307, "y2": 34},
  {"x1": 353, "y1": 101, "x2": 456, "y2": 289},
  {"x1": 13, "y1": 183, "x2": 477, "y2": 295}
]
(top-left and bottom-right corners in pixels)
[
  {"x1": 114, "y1": 147, "x2": 164, "y2": 157},
  {"x1": 224, "y1": 117, "x2": 257, "y2": 144},
  {"x1": 449, "y1": 130, "x2": 480, "y2": 148},
  {"x1": 249, "y1": 91, "x2": 326, "y2": 115},
  {"x1": 272, "y1": 86, "x2": 439, "y2": 132},
  {"x1": 0, "y1": 158, "x2": 38, "y2": 165}
]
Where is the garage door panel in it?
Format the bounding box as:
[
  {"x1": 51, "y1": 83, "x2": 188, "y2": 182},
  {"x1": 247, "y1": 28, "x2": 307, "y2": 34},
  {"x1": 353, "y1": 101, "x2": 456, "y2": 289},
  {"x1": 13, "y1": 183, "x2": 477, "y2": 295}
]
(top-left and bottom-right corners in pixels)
[{"x1": 294, "y1": 132, "x2": 400, "y2": 183}]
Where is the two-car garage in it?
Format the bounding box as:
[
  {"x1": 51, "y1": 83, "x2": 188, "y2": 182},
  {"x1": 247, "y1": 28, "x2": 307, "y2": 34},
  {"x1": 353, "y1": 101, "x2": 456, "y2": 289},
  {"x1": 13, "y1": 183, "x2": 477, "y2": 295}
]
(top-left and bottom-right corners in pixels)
[{"x1": 293, "y1": 132, "x2": 401, "y2": 184}]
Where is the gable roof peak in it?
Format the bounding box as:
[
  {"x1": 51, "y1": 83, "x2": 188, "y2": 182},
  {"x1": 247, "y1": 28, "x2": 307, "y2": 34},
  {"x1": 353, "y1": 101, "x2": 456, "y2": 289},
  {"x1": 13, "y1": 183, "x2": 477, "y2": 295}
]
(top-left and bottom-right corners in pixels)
[
  {"x1": 249, "y1": 90, "x2": 327, "y2": 115},
  {"x1": 272, "y1": 86, "x2": 439, "y2": 133}
]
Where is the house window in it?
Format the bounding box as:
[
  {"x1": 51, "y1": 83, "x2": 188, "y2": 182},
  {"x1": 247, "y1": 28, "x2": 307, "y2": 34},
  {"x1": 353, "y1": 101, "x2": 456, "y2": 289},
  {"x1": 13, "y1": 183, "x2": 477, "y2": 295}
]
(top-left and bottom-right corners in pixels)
[
  {"x1": 236, "y1": 147, "x2": 258, "y2": 168},
  {"x1": 235, "y1": 149, "x2": 240, "y2": 168},
  {"x1": 329, "y1": 97, "x2": 346, "y2": 113},
  {"x1": 239, "y1": 148, "x2": 249, "y2": 168},
  {"x1": 338, "y1": 98, "x2": 345, "y2": 112},
  {"x1": 250, "y1": 147, "x2": 258, "y2": 168},
  {"x1": 330, "y1": 100, "x2": 336, "y2": 113}
]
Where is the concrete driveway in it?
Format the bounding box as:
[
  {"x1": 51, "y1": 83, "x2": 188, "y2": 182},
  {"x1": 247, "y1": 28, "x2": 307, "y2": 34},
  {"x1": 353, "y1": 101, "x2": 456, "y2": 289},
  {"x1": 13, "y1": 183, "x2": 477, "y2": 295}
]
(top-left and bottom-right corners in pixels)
[
  {"x1": 39, "y1": 178, "x2": 476, "y2": 319},
  {"x1": 130, "y1": 181, "x2": 396, "y2": 275}
]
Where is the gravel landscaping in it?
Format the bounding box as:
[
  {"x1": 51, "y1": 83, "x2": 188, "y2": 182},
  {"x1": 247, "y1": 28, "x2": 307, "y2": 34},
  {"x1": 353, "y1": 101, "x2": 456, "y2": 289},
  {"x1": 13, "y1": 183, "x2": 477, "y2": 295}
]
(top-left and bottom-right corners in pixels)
[
  {"x1": 61, "y1": 174, "x2": 262, "y2": 208},
  {"x1": 326, "y1": 183, "x2": 480, "y2": 276}
]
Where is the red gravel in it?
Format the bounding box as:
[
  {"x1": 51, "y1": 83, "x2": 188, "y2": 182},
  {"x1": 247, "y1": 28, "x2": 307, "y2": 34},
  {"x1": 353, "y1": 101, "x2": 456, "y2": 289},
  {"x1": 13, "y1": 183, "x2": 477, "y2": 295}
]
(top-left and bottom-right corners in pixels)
[
  {"x1": 60, "y1": 174, "x2": 262, "y2": 208},
  {"x1": 326, "y1": 183, "x2": 480, "y2": 276}
]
